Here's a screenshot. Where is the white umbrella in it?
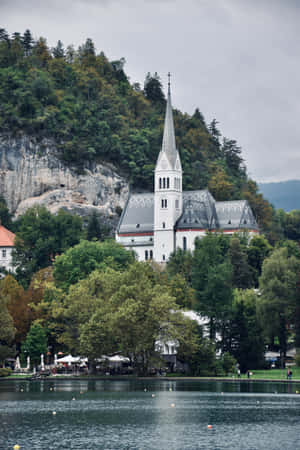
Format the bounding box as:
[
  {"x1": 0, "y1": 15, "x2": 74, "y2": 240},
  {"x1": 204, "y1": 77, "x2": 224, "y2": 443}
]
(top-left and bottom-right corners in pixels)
[
  {"x1": 56, "y1": 354, "x2": 81, "y2": 364},
  {"x1": 108, "y1": 355, "x2": 130, "y2": 363}
]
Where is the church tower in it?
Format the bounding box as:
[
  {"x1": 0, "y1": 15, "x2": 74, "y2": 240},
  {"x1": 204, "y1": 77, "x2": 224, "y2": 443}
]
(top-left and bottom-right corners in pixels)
[{"x1": 154, "y1": 75, "x2": 183, "y2": 262}]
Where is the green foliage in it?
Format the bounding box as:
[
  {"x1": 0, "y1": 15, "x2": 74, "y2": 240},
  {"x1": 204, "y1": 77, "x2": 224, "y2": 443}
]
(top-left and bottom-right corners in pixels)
[
  {"x1": 0, "y1": 367, "x2": 12, "y2": 377},
  {"x1": 221, "y1": 352, "x2": 237, "y2": 375},
  {"x1": 0, "y1": 196, "x2": 13, "y2": 229},
  {"x1": 229, "y1": 237, "x2": 252, "y2": 289},
  {"x1": 0, "y1": 27, "x2": 268, "y2": 213},
  {"x1": 224, "y1": 289, "x2": 265, "y2": 372},
  {"x1": 21, "y1": 322, "x2": 48, "y2": 366},
  {"x1": 55, "y1": 262, "x2": 194, "y2": 374},
  {"x1": 53, "y1": 239, "x2": 135, "y2": 292},
  {"x1": 86, "y1": 211, "x2": 110, "y2": 241},
  {"x1": 0, "y1": 294, "x2": 16, "y2": 365},
  {"x1": 258, "y1": 247, "x2": 300, "y2": 356},
  {"x1": 13, "y1": 206, "x2": 83, "y2": 287},
  {"x1": 246, "y1": 235, "x2": 272, "y2": 287},
  {"x1": 192, "y1": 233, "x2": 233, "y2": 340}
]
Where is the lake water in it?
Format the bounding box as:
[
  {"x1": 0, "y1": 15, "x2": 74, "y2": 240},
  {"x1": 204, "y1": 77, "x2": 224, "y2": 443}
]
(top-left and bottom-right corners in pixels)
[{"x1": 1, "y1": 379, "x2": 300, "y2": 449}]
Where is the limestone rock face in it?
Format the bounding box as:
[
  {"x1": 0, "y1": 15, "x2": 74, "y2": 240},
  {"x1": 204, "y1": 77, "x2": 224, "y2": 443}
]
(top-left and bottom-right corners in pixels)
[{"x1": 0, "y1": 135, "x2": 128, "y2": 224}]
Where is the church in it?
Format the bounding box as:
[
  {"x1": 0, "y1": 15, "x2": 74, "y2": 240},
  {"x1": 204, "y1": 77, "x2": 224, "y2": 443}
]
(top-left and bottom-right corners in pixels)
[{"x1": 116, "y1": 81, "x2": 259, "y2": 263}]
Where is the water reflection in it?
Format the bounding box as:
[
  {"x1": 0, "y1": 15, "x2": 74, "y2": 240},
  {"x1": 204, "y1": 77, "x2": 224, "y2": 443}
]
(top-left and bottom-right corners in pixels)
[{"x1": 1, "y1": 380, "x2": 300, "y2": 449}]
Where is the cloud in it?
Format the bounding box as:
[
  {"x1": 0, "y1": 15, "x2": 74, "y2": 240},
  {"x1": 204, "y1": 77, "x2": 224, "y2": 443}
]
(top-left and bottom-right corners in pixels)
[{"x1": 1, "y1": 0, "x2": 300, "y2": 182}]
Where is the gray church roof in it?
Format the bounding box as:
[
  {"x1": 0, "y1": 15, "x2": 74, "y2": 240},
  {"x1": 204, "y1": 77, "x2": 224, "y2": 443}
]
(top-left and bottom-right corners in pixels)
[
  {"x1": 117, "y1": 193, "x2": 154, "y2": 234},
  {"x1": 176, "y1": 190, "x2": 218, "y2": 230},
  {"x1": 215, "y1": 200, "x2": 258, "y2": 230},
  {"x1": 117, "y1": 191, "x2": 258, "y2": 234}
]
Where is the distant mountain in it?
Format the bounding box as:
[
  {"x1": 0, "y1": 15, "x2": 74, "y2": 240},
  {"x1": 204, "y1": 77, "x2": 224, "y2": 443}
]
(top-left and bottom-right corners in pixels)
[{"x1": 259, "y1": 180, "x2": 300, "y2": 212}]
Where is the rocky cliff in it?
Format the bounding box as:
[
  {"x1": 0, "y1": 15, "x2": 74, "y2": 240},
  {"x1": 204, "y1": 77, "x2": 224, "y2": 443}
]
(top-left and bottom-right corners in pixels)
[{"x1": 0, "y1": 135, "x2": 129, "y2": 224}]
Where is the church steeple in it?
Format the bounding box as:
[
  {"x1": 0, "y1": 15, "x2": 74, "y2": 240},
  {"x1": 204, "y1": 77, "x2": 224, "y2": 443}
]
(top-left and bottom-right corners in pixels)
[
  {"x1": 154, "y1": 75, "x2": 183, "y2": 263},
  {"x1": 161, "y1": 73, "x2": 178, "y2": 168}
]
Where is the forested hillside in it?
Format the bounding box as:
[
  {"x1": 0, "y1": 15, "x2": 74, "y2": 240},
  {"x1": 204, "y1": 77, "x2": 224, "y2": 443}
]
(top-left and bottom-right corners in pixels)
[{"x1": 0, "y1": 28, "x2": 272, "y2": 230}]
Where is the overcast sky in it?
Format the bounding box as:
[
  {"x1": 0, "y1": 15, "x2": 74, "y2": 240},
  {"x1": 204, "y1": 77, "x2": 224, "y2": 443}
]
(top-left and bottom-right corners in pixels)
[{"x1": 2, "y1": 0, "x2": 300, "y2": 182}]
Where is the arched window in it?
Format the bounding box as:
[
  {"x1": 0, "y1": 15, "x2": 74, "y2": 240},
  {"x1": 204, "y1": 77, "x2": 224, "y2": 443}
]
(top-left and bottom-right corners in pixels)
[
  {"x1": 150, "y1": 250, "x2": 153, "y2": 259},
  {"x1": 145, "y1": 250, "x2": 148, "y2": 260},
  {"x1": 163, "y1": 178, "x2": 166, "y2": 189},
  {"x1": 161, "y1": 199, "x2": 164, "y2": 208},
  {"x1": 159, "y1": 178, "x2": 162, "y2": 189},
  {"x1": 162, "y1": 254, "x2": 166, "y2": 261},
  {"x1": 165, "y1": 199, "x2": 167, "y2": 208},
  {"x1": 183, "y1": 236, "x2": 187, "y2": 251},
  {"x1": 167, "y1": 178, "x2": 170, "y2": 188},
  {"x1": 162, "y1": 222, "x2": 166, "y2": 228},
  {"x1": 175, "y1": 199, "x2": 179, "y2": 209}
]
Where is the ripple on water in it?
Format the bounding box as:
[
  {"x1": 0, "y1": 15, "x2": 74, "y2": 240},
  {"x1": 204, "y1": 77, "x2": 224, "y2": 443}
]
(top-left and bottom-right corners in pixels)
[{"x1": 1, "y1": 382, "x2": 300, "y2": 449}]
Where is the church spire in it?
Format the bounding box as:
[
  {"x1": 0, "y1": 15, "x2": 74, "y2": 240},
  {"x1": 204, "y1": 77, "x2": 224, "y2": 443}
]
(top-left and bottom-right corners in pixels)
[{"x1": 161, "y1": 73, "x2": 177, "y2": 168}]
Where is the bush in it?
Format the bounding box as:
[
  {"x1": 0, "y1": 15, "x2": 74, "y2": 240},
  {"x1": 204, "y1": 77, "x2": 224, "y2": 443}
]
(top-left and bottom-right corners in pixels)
[
  {"x1": 295, "y1": 349, "x2": 300, "y2": 367},
  {"x1": 221, "y1": 352, "x2": 237, "y2": 375},
  {"x1": 0, "y1": 367, "x2": 12, "y2": 377}
]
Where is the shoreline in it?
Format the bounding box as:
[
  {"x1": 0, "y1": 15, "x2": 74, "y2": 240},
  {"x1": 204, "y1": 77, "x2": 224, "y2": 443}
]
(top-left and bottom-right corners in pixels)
[{"x1": 2, "y1": 375, "x2": 300, "y2": 383}]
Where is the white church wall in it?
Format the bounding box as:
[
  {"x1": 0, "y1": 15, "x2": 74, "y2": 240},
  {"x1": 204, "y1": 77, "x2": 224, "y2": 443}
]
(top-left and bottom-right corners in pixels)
[
  {"x1": 154, "y1": 229, "x2": 175, "y2": 262},
  {"x1": 176, "y1": 230, "x2": 206, "y2": 252}
]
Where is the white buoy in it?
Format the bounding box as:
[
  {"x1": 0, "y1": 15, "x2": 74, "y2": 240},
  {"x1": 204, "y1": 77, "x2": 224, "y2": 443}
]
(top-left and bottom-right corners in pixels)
[
  {"x1": 171, "y1": 403, "x2": 175, "y2": 408},
  {"x1": 52, "y1": 411, "x2": 56, "y2": 415},
  {"x1": 144, "y1": 388, "x2": 147, "y2": 392},
  {"x1": 72, "y1": 397, "x2": 76, "y2": 401},
  {"x1": 152, "y1": 394, "x2": 155, "y2": 398}
]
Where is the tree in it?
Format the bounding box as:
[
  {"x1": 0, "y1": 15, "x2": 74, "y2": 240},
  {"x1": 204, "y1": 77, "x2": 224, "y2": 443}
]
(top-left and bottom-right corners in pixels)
[
  {"x1": 22, "y1": 29, "x2": 34, "y2": 56},
  {"x1": 144, "y1": 72, "x2": 165, "y2": 104},
  {"x1": 247, "y1": 235, "x2": 272, "y2": 287},
  {"x1": 258, "y1": 247, "x2": 300, "y2": 357},
  {"x1": 86, "y1": 211, "x2": 110, "y2": 241},
  {"x1": 0, "y1": 294, "x2": 15, "y2": 366},
  {"x1": 53, "y1": 239, "x2": 135, "y2": 291},
  {"x1": 55, "y1": 262, "x2": 196, "y2": 374},
  {"x1": 192, "y1": 233, "x2": 233, "y2": 341},
  {"x1": 0, "y1": 275, "x2": 30, "y2": 348},
  {"x1": 0, "y1": 196, "x2": 13, "y2": 229},
  {"x1": 223, "y1": 289, "x2": 265, "y2": 372},
  {"x1": 229, "y1": 237, "x2": 252, "y2": 289},
  {"x1": 283, "y1": 210, "x2": 300, "y2": 242},
  {"x1": 167, "y1": 248, "x2": 193, "y2": 285},
  {"x1": 21, "y1": 323, "x2": 48, "y2": 367},
  {"x1": 208, "y1": 168, "x2": 234, "y2": 201},
  {"x1": 52, "y1": 40, "x2": 65, "y2": 59},
  {"x1": 13, "y1": 206, "x2": 83, "y2": 287}
]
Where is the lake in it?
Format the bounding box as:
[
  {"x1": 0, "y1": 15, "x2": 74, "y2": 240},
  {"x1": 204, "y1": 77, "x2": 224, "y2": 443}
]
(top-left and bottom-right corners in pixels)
[{"x1": 1, "y1": 379, "x2": 300, "y2": 449}]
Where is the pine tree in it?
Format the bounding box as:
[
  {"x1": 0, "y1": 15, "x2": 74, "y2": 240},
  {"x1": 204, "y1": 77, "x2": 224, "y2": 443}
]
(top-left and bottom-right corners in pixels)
[{"x1": 22, "y1": 29, "x2": 34, "y2": 56}]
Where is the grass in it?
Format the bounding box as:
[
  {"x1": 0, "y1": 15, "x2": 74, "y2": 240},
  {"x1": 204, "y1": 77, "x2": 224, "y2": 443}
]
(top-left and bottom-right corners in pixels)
[{"x1": 241, "y1": 367, "x2": 300, "y2": 380}]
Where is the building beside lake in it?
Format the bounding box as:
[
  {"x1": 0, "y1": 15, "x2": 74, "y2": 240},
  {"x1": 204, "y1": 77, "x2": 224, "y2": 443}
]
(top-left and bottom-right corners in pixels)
[
  {"x1": 116, "y1": 82, "x2": 258, "y2": 262},
  {"x1": 0, "y1": 224, "x2": 15, "y2": 274}
]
